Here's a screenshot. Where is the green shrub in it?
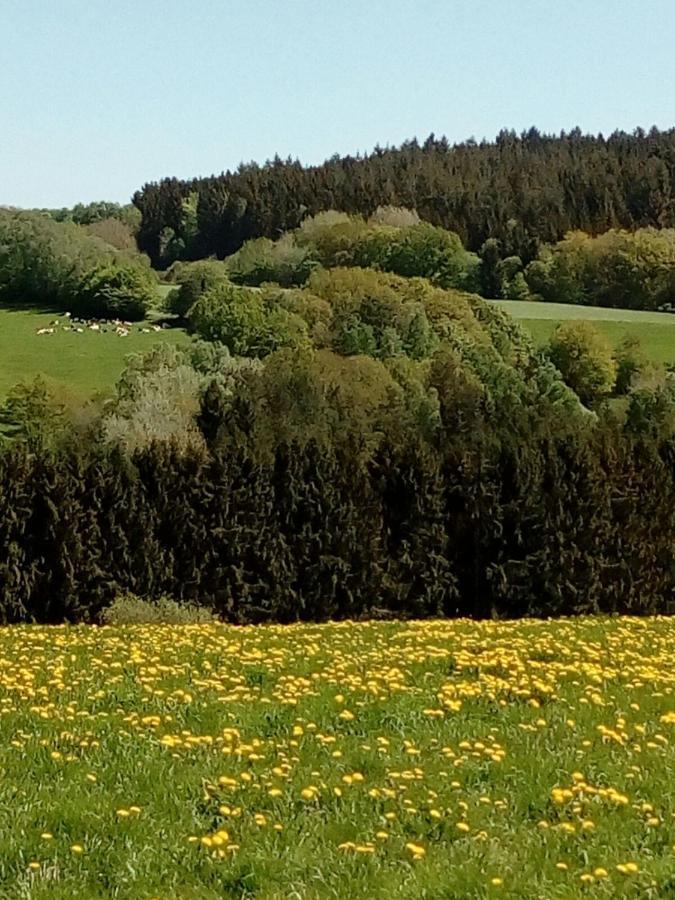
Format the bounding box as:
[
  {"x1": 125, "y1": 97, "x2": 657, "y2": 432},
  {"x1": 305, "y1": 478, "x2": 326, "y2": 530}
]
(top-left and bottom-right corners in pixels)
[
  {"x1": 547, "y1": 321, "x2": 617, "y2": 404},
  {"x1": 614, "y1": 336, "x2": 650, "y2": 395},
  {"x1": 73, "y1": 264, "x2": 156, "y2": 320},
  {"x1": 165, "y1": 259, "x2": 230, "y2": 317},
  {"x1": 188, "y1": 282, "x2": 309, "y2": 356},
  {"x1": 99, "y1": 593, "x2": 215, "y2": 625},
  {"x1": 227, "y1": 235, "x2": 318, "y2": 287}
]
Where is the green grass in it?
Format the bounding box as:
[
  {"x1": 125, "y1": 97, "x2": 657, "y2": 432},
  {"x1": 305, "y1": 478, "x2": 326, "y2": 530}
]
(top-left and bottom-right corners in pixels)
[
  {"x1": 0, "y1": 308, "x2": 190, "y2": 405},
  {"x1": 492, "y1": 300, "x2": 675, "y2": 363},
  {"x1": 0, "y1": 617, "x2": 673, "y2": 899}
]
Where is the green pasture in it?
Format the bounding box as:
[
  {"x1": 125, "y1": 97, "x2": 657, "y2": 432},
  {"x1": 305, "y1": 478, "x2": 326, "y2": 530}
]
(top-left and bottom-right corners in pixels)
[
  {"x1": 492, "y1": 300, "x2": 675, "y2": 363},
  {"x1": 0, "y1": 308, "x2": 190, "y2": 405}
]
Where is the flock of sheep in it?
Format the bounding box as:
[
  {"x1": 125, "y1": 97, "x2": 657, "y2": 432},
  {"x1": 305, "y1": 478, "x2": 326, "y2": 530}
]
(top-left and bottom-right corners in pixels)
[{"x1": 36, "y1": 312, "x2": 168, "y2": 338}]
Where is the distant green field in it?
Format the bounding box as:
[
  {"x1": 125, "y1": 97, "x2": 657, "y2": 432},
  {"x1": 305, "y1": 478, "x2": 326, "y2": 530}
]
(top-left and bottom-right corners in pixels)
[
  {"x1": 0, "y1": 308, "x2": 190, "y2": 405},
  {"x1": 492, "y1": 300, "x2": 675, "y2": 364}
]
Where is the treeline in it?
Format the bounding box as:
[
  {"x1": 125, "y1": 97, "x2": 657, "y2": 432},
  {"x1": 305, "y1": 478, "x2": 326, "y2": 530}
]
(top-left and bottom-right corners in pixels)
[
  {"x1": 172, "y1": 208, "x2": 675, "y2": 312},
  {"x1": 1, "y1": 267, "x2": 673, "y2": 623},
  {"x1": 0, "y1": 423, "x2": 672, "y2": 625},
  {"x1": 0, "y1": 209, "x2": 156, "y2": 319},
  {"x1": 133, "y1": 127, "x2": 675, "y2": 268},
  {"x1": 38, "y1": 201, "x2": 140, "y2": 229}
]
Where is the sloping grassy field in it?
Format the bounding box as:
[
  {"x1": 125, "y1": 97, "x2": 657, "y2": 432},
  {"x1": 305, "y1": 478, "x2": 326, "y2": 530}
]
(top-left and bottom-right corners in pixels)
[
  {"x1": 0, "y1": 617, "x2": 673, "y2": 898},
  {"x1": 492, "y1": 300, "x2": 675, "y2": 363},
  {"x1": 1, "y1": 297, "x2": 672, "y2": 407},
  {"x1": 0, "y1": 308, "x2": 189, "y2": 404}
]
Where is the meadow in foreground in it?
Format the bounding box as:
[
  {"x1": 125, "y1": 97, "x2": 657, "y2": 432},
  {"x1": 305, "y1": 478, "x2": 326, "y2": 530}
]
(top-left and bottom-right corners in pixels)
[{"x1": 0, "y1": 618, "x2": 674, "y2": 899}]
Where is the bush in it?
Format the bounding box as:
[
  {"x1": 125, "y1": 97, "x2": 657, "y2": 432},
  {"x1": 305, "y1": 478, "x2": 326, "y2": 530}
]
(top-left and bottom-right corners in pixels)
[
  {"x1": 615, "y1": 336, "x2": 650, "y2": 395},
  {"x1": 165, "y1": 259, "x2": 230, "y2": 317},
  {"x1": 188, "y1": 282, "x2": 309, "y2": 356},
  {"x1": 73, "y1": 264, "x2": 156, "y2": 320},
  {"x1": 227, "y1": 234, "x2": 318, "y2": 287},
  {"x1": 100, "y1": 593, "x2": 215, "y2": 625},
  {"x1": 525, "y1": 229, "x2": 675, "y2": 311},
  {"x1": 86, "y1": 218, "x2": 137, "y2": 251},
  {"x1": 547, "y1": 321, "x2": 617, "y2": 404}
]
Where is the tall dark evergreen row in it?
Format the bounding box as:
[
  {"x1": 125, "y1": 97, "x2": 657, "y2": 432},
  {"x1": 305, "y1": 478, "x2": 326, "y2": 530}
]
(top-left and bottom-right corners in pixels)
[
  {"x1": 0, "y1": 427, "x2": 672, "y2": 624},
  {"x1": 133, "y1": 127, "x2": 675, "y2": 266}
]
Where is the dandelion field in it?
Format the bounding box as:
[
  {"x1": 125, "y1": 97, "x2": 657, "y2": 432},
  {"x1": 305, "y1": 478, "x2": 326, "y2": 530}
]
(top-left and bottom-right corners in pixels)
[{"x1": 1, "y1": 619, "x2": 674, "y2": 899}]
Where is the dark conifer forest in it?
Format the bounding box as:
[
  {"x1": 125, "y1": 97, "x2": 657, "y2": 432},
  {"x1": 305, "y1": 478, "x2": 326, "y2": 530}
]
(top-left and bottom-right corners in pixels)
[{"x1": 133, "y1": 128, "x2": 675, "y2": 266}]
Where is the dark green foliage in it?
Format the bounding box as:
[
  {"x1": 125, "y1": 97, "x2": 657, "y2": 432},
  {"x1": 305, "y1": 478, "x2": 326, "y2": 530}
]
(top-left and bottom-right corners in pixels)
[
  {"x1": 0, "y1": 409, "x2": 671, "y2": 625},
  {"x1": 133, "y1": 127, "x2": 675, "y2": 270}
]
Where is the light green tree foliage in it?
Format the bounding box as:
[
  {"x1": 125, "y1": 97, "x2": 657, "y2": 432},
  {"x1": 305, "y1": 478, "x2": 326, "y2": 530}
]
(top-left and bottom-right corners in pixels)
[
  {"x1": 227, "y1": 234, "x2": 318, "y2": 287},
  {"x1": 614, "y1": 336, "x2": 652, "y2": 395},
  {"x1": 293, "y1": 212, "x2": 480, "y2": 290},
  {"x1": 43, "y1": 201, "x2": 140, "y2": 229},
  {"x1": 547, "y1": 321, "x2": 618, "y2": 404},
  {"x1": 188, "y1": 282, "x2": 310, "y2": 356},
  {"x1": 0, "y1": 209, "x2": 152, "y2": 314},
  {"x1": 526, "y1": 228, "x2": 675, "y2": 310},
  {"x1": 101, "y1": 344, "x2": 205, "y2": 452},
  {"x1": 368, "y1": 206, "x2": 421, "y2": 228},
  {"x1": 158, "y1": 192, "x2": 200, "y2": 266},
  {"x1": 86, "y1": 218, "x2": 138, "y2": 251},
  {"x1": 244, "y1": 348, "x2": 409, "y2": 458},
  {"x1": 265, "y1": 287, "x2": 333, "y2": 348},
  {"x1": 165, "y1": 259, "x2": 230, "y2": 317},
  {"x1": 625, "y1": 371, "x2": 675, "y2": 437},
  {"x1": 496, "y1": 256, "x2": 530, "y2": 301},
  {"x1": 0, "y1": 377, "x2": 66, "y2": 449},
  {"x1": 73, "y1": 263, "x2": 156, "y2": 320},
  {"x1": 468, "y1": 298, "x2": 534, "y2": 368},
  {"x1": 307, "y1": 268, "x2": 439, "y2": 360},
  {"x1": 359, "y1": 222, "x2": 481, "y2": 291}
]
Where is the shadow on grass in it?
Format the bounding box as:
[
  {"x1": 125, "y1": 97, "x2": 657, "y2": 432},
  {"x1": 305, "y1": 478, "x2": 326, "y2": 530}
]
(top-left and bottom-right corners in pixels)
[{"x1": 0, "y1": 299, "x2": 64, "y2": 314}]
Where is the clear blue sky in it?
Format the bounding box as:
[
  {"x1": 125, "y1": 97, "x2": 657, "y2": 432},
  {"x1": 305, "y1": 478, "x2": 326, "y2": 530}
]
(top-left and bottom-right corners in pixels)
[{"x1": 3, "y1": 0, "x2": 675, "y2": 208}]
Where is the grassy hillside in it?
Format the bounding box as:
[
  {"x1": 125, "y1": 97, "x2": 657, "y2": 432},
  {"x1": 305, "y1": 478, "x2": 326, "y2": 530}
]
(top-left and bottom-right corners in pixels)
[
  {"x1": 493, "y1": 300, "x2": 675, "y2": 363},
  {"x1": 0, "y1": 308, "x2": 189, "y2": 404}
]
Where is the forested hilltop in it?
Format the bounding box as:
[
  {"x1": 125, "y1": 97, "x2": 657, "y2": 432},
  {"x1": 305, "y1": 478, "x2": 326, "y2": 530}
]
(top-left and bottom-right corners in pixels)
[{"x1": 133, "y1": 127, "x2": 675, "y2": 267}]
